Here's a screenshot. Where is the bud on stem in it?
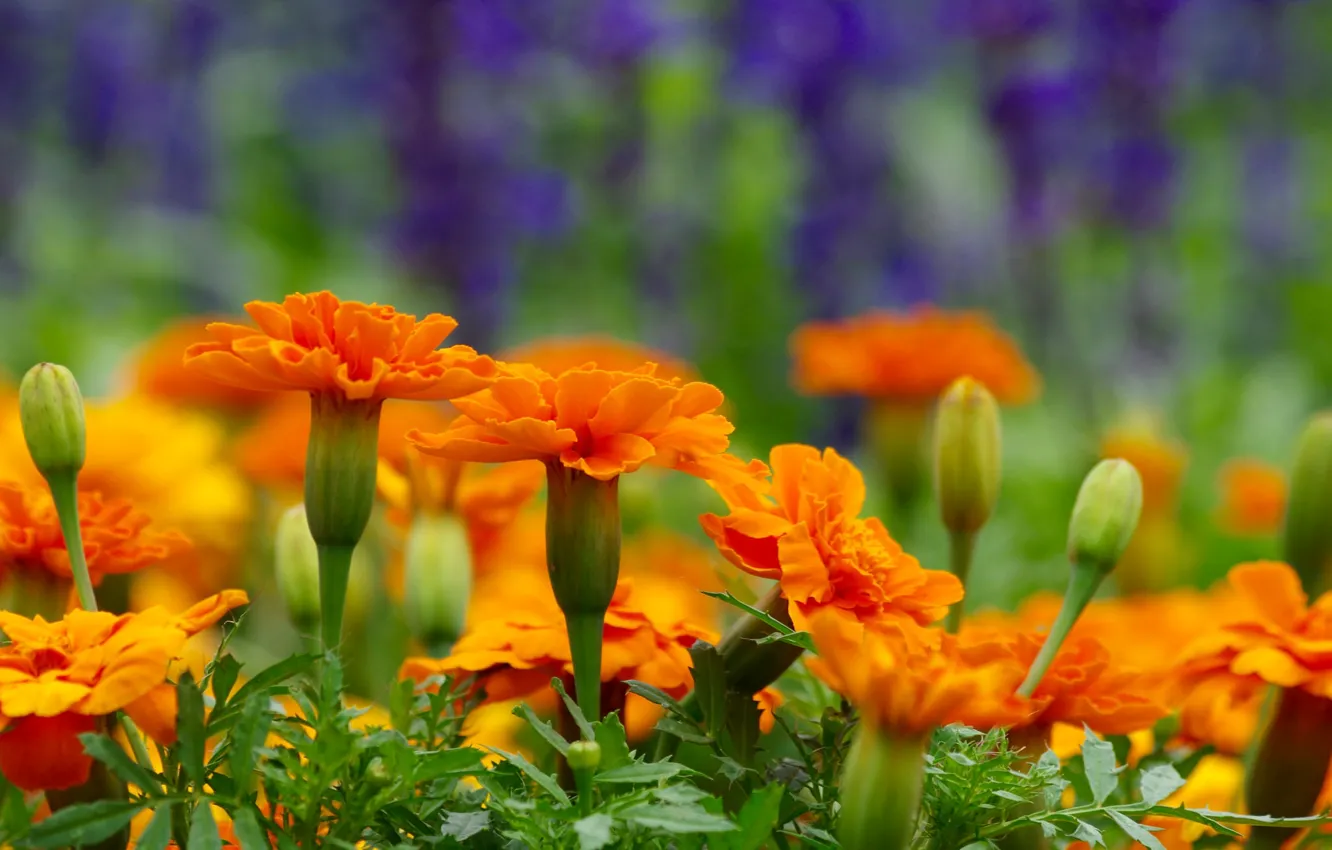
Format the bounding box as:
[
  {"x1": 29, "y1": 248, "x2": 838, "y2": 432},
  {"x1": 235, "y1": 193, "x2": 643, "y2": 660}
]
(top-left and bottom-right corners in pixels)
[
  {"x1": 1282, "y1": 413, "x2": 1332, "y2": 595},
  {"x1": 276, "y1": 505, "x2": 322, "y2": 634},
  {"x1": 304, "y1": 394, "x2": 383, "y2": 650},
  {"x1": 838, "y1": 724, "x2": 926, "y2": 850},
  {"x1": 1018, "y1": 460, "x2": 1142, "y2": 697},
  {"x1": 567, "y1": 740, "x2": 601, "y2": 816},
  {"x1": 403, "y1": 513, "x2": 473, "y2": 656},
  {"x1": 546, "y1": 464, "x2": 621, "y2": 722}
]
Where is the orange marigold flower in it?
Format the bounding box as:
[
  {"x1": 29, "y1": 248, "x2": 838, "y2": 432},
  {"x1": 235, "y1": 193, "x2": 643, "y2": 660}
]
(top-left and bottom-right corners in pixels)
[
  {"x1": 184, "y1": 291, "x2": 499, "y2": 401},
  {"x1": 805, "y1": 613, "x2": 1039, "y2": 736},
  {"x1": 960, "y1": 624, "x2": 1168, "y2": 736},
  {"x1": 502, "y1": 336, "x2": 697, "y2": 384},
  {"x1": 701, "y1": 444, "x2": 962, "y2": 636},
  {"x1": 1218, "y1": 459, "x2": 1287, "y2": 537},
  {"x1": 789, "y1": 308, "x2": 1039, "y2": 404},
  {"x1": 129, "y1": 316, "x2": 276, "y2": 411},
  {"x1": 410, "y1": 363, "x2": 766, "y2": 487},
  {"x1": 237, "y1": 394, "x2": 455, "y2": 494},
  {"x1": 0, "y1": 590, "x2": 248, "y2": 791},
  {"x1": 755, "y1": 686, "x2": 784, "y2": 734},
  {"x1": 0, "y1": 481, "x2": 190, "y2": 585}
]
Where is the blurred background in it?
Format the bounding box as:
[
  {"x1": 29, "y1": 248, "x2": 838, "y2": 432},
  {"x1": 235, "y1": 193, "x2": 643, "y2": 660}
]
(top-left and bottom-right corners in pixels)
[{"x1": 2, "y1": 0, "x2": 1330, "y2": 607}]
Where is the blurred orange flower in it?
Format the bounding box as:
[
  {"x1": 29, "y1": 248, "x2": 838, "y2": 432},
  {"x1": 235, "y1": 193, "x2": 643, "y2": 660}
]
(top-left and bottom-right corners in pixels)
[
  {"x1": 0, "y1": 590, "x2": 248, "y2": 791},
  {"x1": 129, "y1": 317, "x2": 275, "y2": 411},
  {"x1": 789, "y1": 308, "x2": 1039, "y2": 404},
  {"x1": 502, "y1": 336, "x2": 697, "y2": 384},
  {"x1": 0, "y1": 481, "x2": 191, "y2": 586},
  {"x1": 237, "y1": 394, "x2": 455, "y2": 495},
  {"x1": 410, "y1": 363, "x2": 767, "y2": 488},
  {"x1": 1217, "y1": 459, "x2": 1286, "y2": 537},
  {"x1": 755, "y1": 686, "x2": 784, "y2": 734},
  {"x1": 701, "y1": 444, "x2": 962, "y2": 637},
  {"x1": 184, "y1": 291, "x2": 499, "y2": 401},
  {"x1": 1100, "y1": 420, "x2": 1188, "y2": 516},
  {"x1": 805, "y1": 614, "x2": 1038, "y2": 736}
]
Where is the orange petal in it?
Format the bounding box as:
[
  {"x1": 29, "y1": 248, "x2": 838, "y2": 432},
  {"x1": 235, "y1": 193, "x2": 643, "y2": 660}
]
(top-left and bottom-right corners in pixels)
[
  {"x1": 0, "y1": 713, "x2": 97, "y2": 791},
  {"x1": 1229, "y1": 561, "x2": 1305, "y2": 630},
  {"x1": 123, "y1": 684, "x2": 179, "y2": 747}
]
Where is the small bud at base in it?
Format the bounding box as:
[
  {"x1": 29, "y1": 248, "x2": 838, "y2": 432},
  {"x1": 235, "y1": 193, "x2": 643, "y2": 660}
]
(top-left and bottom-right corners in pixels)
[
  {"x1": 275, "y1": 505, "x2": 322, "y2": 632},
  {"x1": 934, "y1": 376, "x2": 1002, "y2": 535},
  {"x1": 403, "y1": 514, "x2": 473, "y2": 651},
  {"x1": 19, "y1": 363, "x2": 87, "y2": 480},
  {"x1": 1067, "y1": 458, "x2": 1144, "y2": 573},
  {"x1": 566, "y1": 740, "x2": 602, "y2": 772}
]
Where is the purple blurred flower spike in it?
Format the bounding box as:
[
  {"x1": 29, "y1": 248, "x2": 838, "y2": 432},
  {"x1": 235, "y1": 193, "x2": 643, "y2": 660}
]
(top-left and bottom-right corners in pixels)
[
  {"x1": 585, "y1": 0, "x2": 663, "y2": 66},
  {"x1": 66, "y1": 6, "x2": 143, "y2": 166},
  {"x1": 938, "y1": 0, "x2": 1057, "y2": 43},
  {"x1": 1102, "y1": 136, "x2": 1178, "y2": 232}
]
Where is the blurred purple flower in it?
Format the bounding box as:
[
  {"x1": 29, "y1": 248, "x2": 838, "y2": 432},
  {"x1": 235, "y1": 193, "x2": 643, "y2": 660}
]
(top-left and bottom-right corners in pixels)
[
  {"x1": 164, "y1": 0, "x2": 219, "y2": 75},
  {"x1": 503, "y1": 169, "x2": 574, "y2": 239},
  {"x1": 1243, "y1": 134, "x2": 1300, "y2": 262},
  {"x1": 938, "y1": 0, "x2": 1057, "y2": 43},
  {"x1": 65, "y1": 6, "x2": 145, "y2": 165},
  {"x1": 451, "y1": 0, "x2": 548, "y2": 76},
  {"x1": 986, "y1": 72, "x2": 1080, "y2": 239},
  {"x1": 583, "y1": 0, "x2": 664, "y2": 66},
  {"x1": 1100, "y1": 136, "x2": 1178, "y2": 231}
]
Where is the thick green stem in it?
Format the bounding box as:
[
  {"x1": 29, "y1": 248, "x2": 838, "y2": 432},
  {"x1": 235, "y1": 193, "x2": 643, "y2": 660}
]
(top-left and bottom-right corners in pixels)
[
  {"x1": 46, "y1": 472, "x2": 97, "y2": 612},
  {"x1": 1017, "y1": 564, "x2": 1103, "y2": 697},
  {"x1": 944, "y1": 530, "x2": 977, "y2": 634},
  {"x1": 718, "y1": 585, "x2": 804, "y2": 695},
  {"x1": 838, "y1": 725, "x2": 926, "y2": 850},
  {"x1": 1246, "y1": 686, "x2": 1332, "y2": 850},
  {"x1": 317, "y1": 544, "x2": 355, "y2": 651},
  {"x1": 566, "y1": 613, "x2": 604, "y2": 724}
]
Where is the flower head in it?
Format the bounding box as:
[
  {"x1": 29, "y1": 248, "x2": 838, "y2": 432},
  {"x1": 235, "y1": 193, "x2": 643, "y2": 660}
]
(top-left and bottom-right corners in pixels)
[
  {"x1": 790, "y1": 309, "x2": 1039, "y2": 404},
  {"x1": 130, "y1": 317, "x2": 276, "y2": 411},
  {"x1": 806, "y1": 613, "x2": 1039, "y2": 736},
  {"x1": 410, "y1": 363, "x2": 767, "y2": 487},
  {"x1": 184, "y1": 291, "x2": 499, "y2": 401},
  {"x1": 1218, "y1": 459, "x2": 1286, "y2": 537},
  {"x1": 0, "y1": 590, "x2": 248, "y2": 790},
  {"x1": 702, "y1": 444, "x2": 963, "y2": 636},
  {"x1": 501, "y1": 336, "x2": 697, "y2": 383},
  {"x1": 0, "y1": 481, "x2": 191, "y2": 585}
]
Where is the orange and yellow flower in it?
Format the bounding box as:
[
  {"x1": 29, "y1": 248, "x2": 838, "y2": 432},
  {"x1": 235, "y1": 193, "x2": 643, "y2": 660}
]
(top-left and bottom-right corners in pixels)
[
  {"x1": 701, "y1": 444, "x2": 962, "y2": 637},
  {"x1": 789, "y1": 308, "x2": 1039, "y2": 404},
  {"x1": 1218, "y1": 459, "x2": 1287, "y2": 537},
  {"x1": 128, "y1": 317, "x2": 276, "y2": 411},
  {"x1": 184, "y1": 291, "x2": 499, "y2": 401},
  {"x1": 502, "y1": 336, "x2": 697, "y2": 384},
  {"x1": 0, "y1": 590, "x2": 248, "y2": 791},
  {"x1": 410, "y1": 363, "x2": 767, "y2": 488},
  {"x1": 805, "y1": 613, "x2": 1038, "y2": 736},
  {"x1": 0, "y1": 481, "x2": 190, "y2": 585}
]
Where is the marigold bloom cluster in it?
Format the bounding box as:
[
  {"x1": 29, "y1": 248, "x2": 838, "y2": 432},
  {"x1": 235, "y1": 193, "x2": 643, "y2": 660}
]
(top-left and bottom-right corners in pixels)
[
  {"x1": 789, "y1": 308, "x2": 1039, "y2": 403},
  {"x1": 0, "y1": 481, "x2": 191, "y2": 585},
  {"x1": 410, "y1": 363, "x2": 766, "y2": 486},
  {"x1": 184, "y1": 291, "x2": 499, "y2": 401},
  {"x1": 0, "y1": 590, "x2": 248, "y2": 791},
  {"x1": 702, "y1": 444, "x2": 962, "y2": 636}
]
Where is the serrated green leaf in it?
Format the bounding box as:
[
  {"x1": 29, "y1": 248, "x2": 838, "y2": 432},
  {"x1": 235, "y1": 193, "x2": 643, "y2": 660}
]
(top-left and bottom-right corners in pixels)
[
  {"x1": 441, "y1": 810, "x2": 490, "y2": 840},
  {"x1": 513, "y1": 702, "x2": 569, "y2": 755},
  {"x1": 620, "y1": 803, "x2": 736, "y2": 833},
  {"x1": 780, "y1": 826, "x2": 838, "y2": 848},
  {"x1": 1187, "y1": 808, "x2": 1330, "y2": 827},
  {"x1": 717, "y1": 756, "x2": 750, "y2": 782},
  {"x1": 551, "y1": 678, "x2": 595, "y2": 741},
  {"x1": 188, "y1": 801, "x2": 223, "y2": 850},
  {"x1": 133, "y1": 805, "x2": 173, "y2": 850},
  {"x1": 78, "y1": 732, "x2": 160, "y2": 795},
  {"x1": 388, "y1": 677, "x2": 417, "y2": 735},
  {"x1": 959, "y1": 843, "x2": 1000, "y2": 850},
  {"x1": 624, "y1": 680, "x2": 686, "y2": 714},
  {"x1": 654, "y1": 785, "x2": 710, "y2": 805},
  {"x1": 1040, "y1": 821, "x2": 1061, "y2": 838},
  {"x1": 1081, "y1": 725, "x2": 1118, "y2": 805},
  {"x1": 596, "y1": 761, "x2": 688, "y2": 784},
  {"x1": 700, "y1": 591, "x2": 817, "y2": 653},
  {"x1": 489, "y1": 747, "x2": 569, "y2": 804},
  {"x1": 1073, "y1": 818, "x2": 1105, "y2": 847},
  {"x1": 1142, "y1": 806, "x2": 1242, "y2": 837},
  {"x1": 655, "y1": 717, "x2": 712, "y2": 745},
  {"x1": 715, "y1": 784, "x2": 783, "y2": 850},
  {"x1": 1139, "y1": 764, "x2": 1186, "y2": 807},
  {"x1": 592, "y1": 713, "x2": 632, "y2": 771},
  {"x1": 1107, "y1": 810, "x2": 1166, "y2": 850},
  {"x1": 24, "y1": 800, "x2": 145, "y2": 849},
  {"x1": 574, "y1": 813, "x2": 614, "y2": 850},
  {"x1": 232, "y1": 806, "x2": 271, "y2": 850},
  {"x1": 228, "y1": 695, "x2": 272, "y2": 796},
  {"x1": 210, "y1": 654, "x2": 317, "y2": 732},
  {"x1": 209, "y1": 654, "x2": 243, "y2": 708},
  {"x1": 416, "y1": 747, "x2": 487, "y2": 782},
  {"x1": 177, "y1": 672, "x2": 207, "y2": 787},
  {"x1": 947, "y1": 751, "x2": 977, "y2": 767},
  {"x1": 993, "y1": 790, "x2": 1028, "y2": 803}
]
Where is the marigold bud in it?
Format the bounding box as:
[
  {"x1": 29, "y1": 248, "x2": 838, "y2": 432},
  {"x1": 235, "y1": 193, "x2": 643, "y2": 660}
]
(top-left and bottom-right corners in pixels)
[
  {"x1": 838, "y1": 725, "x2": 926, "y2": 850},
  {"x1": 933, "y1": 377, "x2": 1001, "y2": 535},
  {"x1": 275, "y1": 505, "x2": 322, "y2": 633},
  {"x1": 19, "y1": 363, "x2": 86, "y2": 481},
  {"x1": 566, "y1": 740, "x2": 601, "y2": 772},
  {"x1": 403, "y1": 513, "x2": 472, "y2": 654},
  {"x1": 1283, "y1": 413, "x2": 1332, "y2": 594},
  {"x1": 1067, "y1": 459, "x2": 1143, "y2": 574}
]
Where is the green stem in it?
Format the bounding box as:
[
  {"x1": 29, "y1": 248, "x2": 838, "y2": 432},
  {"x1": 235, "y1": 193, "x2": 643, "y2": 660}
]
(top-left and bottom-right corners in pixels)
[
  {"x1": 838, "y1": 726, "x2": 927, "y2": 850},
  {"x1": 118, "y1": 714, "x2": 157, "y2": 783},
  {"x1": 718, "y1": 585, "x2": 804, "y2": 694},
  {"x1": 574, "y1": 767, "x2": 594, "y2": 817},
  {"x1": 1017, "y1": 564, "x2": 1103, "y2": 698},
  {"x1": 944, "y1": 530, "x2": 977, "y2": 634},
  {"x1": 317, "y1": 544, "x2": 355, "y2": 651},
  {"x1": 566, "y1": 613, "x2": 604, "y2": 724},
  {"x1": 47, "y1": 472, "x2": 97, "y2": 612}
]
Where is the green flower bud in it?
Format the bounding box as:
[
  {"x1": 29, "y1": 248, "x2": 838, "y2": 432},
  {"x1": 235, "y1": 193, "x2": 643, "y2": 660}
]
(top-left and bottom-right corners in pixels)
[
  {"x1": 19, "y1": 363, "x2": 86, "y2": 481},
  {"x1": 933, "y1": 376, "x2": 1001, "y2": 535},
  {"x1": 1283, "y1": 413, "x2": 1332, "y2": 594},
  {"x1": 403, "y1": 513, "x2": 473, "y2": 655},
  {"x1": 1067, "y1": 458, "x2": 1143, "y2": 574},
  {"x1": 364, "y1": 757, "x2": 392, "y2": 788},
  {"x1": 275, "y1": 505, "x2": 322, "y2": 633},
  {"x1": 566, "y1": 740, "x2": 602, "y2": 773},
  {"x1": 838, "y1": 725, "x2": 927, "y2": 850}
]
